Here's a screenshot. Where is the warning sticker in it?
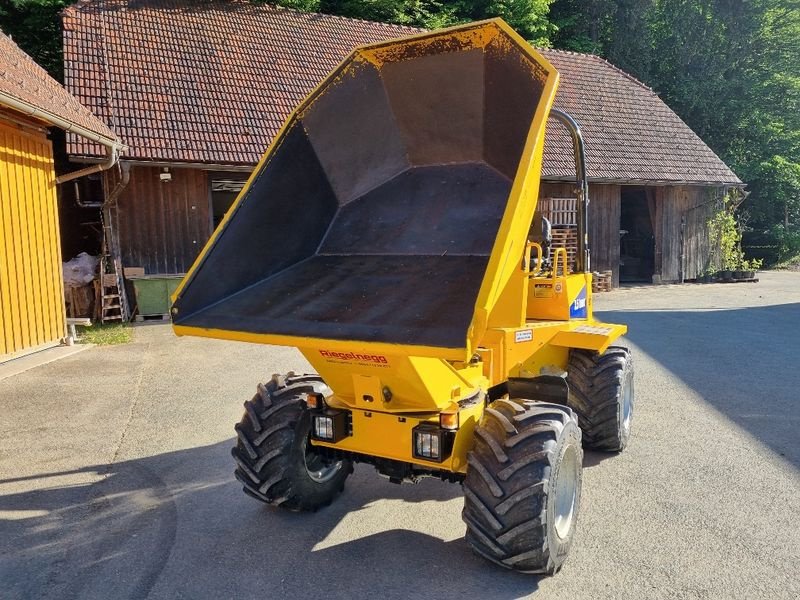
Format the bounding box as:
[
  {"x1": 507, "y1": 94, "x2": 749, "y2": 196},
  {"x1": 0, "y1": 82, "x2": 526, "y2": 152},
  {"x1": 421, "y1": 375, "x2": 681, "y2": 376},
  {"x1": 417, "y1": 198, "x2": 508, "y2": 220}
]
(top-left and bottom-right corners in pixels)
[{"x1": 515, "y1": 329, "x2": 533, "y2": 343}]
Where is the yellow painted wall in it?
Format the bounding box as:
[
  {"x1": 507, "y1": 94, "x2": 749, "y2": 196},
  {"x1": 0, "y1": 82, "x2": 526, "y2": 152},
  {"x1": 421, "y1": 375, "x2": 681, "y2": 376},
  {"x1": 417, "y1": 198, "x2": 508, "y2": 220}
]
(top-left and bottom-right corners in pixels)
[{"x1": 0, "y1": 116, "x2": 66, "y2": 360}]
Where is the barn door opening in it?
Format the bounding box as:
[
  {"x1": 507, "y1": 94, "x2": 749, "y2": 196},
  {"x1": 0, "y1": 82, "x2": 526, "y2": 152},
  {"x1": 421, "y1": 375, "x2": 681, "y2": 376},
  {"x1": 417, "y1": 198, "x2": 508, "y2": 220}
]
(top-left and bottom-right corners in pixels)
[
  {"x1": 619, "y1": 188, "x2": 655, "y2": 282},
  {"x1": 210, "y1": 174, "x2": 249, "y2": 231}
]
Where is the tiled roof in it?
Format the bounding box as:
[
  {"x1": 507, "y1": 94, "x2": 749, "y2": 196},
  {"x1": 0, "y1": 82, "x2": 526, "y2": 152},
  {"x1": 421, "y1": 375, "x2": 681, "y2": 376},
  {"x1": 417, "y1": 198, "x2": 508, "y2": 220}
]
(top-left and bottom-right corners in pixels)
[
  {"x1": 541, "y1": 49, "x2": 740, "y2": 184},
  {"x1": 62, "y1": 0, "x2": 420, "y2": 164},
  {"x1": 0, "y1": 29, "x2": 117, "y2": 142},
  {"x1": 63, "y1": 0, "x2": 740, "y2": 185}
]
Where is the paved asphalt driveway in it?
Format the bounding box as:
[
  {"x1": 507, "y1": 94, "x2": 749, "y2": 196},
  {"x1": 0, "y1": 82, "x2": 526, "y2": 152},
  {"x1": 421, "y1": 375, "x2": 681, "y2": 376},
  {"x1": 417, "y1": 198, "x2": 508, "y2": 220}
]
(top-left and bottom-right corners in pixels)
[{"x1": 1, "y1": 272, "x2": 798, "y2": 600}]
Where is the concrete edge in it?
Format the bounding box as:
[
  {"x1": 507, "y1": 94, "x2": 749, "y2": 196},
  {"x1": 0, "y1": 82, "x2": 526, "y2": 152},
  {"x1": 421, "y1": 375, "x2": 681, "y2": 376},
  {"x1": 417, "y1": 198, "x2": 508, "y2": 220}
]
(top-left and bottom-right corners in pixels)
[{"x1": 0, "y1": 344, "x2": 95, "y2": 382}]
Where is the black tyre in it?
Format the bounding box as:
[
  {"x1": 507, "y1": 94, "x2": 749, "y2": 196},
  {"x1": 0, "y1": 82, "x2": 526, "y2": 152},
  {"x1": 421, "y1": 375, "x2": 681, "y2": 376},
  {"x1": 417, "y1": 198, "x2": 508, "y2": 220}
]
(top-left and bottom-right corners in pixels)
[
  {"x1": 566, "y1": 346, "x2": 634, "y2": 451},
  {"x1": 462, "y1": 400, "x2": 583, "y2": 574},
  {"x1": 232, "y1": 373, "x2": 353, "y2": 511}
]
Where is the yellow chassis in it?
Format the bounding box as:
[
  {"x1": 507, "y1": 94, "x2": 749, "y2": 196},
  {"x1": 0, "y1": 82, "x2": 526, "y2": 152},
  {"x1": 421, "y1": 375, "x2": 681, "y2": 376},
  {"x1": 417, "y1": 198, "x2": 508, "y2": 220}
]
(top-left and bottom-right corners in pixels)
[
  {"x1": 172, "y1": 19, "x2": 627, "y2": 477},
  {"x1": 304, "y1": 270, "x2": 625, "y2": 475}
]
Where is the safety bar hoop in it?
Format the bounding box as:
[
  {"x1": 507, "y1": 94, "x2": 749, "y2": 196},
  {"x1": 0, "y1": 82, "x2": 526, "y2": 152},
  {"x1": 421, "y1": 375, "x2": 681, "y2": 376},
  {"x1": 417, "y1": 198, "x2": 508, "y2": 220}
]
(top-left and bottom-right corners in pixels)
[
  {"x1": 524, "y1": 241, "x2": 544, "y2": 276},
  {"x1": 548, "y1": 109, "x2": 590, "y2": 273},
  {"x1": 553, "y1": 247, "x2": 569, "y2": 280}
]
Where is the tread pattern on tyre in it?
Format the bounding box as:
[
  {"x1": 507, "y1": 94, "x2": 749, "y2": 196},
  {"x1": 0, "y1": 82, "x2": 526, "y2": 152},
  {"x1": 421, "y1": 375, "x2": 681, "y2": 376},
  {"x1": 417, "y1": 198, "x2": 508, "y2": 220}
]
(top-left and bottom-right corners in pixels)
[
  {"x1": 566, "y1": 346, "x2": 633, "y2": 451},
  {"x1": 232, "y1": 372, "x2": 352, "y2": 511},
  {"x1": 462, "y1": 400, "x2": 582, "y2": 574}
]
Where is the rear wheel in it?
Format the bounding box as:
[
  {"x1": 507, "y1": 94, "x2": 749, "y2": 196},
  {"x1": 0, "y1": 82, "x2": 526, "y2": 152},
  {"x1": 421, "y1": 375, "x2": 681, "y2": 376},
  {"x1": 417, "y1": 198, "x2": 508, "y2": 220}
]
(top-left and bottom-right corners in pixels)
[
  {"x1": 462, "y1": 400, "x2": 583, "y2": 574},
  {"x1": 566, "y1": 346, "x2": 634, "y2": 451},
  {"x1": 232, "y1": 373, "x2": 353, "y2": 511}
]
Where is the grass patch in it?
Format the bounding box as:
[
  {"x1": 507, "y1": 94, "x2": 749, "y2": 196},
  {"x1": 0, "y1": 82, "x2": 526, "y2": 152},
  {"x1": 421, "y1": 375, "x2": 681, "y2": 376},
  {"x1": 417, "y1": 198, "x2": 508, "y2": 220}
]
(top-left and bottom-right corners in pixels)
[{"x1": 80, "y1": 323, "x2": 133, "y2": 345}]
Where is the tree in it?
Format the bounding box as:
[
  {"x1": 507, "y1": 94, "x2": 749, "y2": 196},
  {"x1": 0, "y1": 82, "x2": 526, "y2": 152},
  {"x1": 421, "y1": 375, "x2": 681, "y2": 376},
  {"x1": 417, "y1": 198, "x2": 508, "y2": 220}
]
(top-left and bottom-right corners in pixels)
[
  {"x1": 550, "y1": 0, "x2": 653, "y2": 79},
  {"x1": 0, "y1": 1, "x2": 70, "y2": 80},
  {"x1": 311, "y1": 1, "x2": 555, "y2": 43},
  {"x1": 603, "y1": 0, "x2": 653, "y2": 80},
  {"x1": 650, "y1": 0, "x2": 800, "y2": 249},
  {"x1": 551, "y1": 0, "x2": 799, "y2": 261},
  {"x1": 550, "y1": 0, "x2": 612, "y2": 53}
]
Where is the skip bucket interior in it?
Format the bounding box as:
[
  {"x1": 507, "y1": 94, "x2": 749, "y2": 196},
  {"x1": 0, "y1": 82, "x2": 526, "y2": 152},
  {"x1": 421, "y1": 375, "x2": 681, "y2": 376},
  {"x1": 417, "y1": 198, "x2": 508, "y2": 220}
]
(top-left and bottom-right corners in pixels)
[{"x1": 172, "y1": 24, "x2": 551, "y2": 349}]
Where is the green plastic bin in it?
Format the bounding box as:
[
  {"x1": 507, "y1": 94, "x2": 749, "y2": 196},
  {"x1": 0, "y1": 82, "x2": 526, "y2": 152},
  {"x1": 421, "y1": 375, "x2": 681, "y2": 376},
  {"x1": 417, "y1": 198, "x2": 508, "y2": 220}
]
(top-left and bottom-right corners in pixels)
[{"x1": 129, "y1": 275, "x2": 184, "y2": 317}]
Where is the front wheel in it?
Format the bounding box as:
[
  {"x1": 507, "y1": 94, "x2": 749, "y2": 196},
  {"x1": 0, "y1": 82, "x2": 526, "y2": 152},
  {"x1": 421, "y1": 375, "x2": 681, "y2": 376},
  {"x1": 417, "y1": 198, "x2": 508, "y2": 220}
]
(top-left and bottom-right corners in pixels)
[
  {"x1": 232, "y1": 373, "x2": 353, "y2": 511},
  {"x1": 462, "y1": 399, "x2": 583, "y2": 574},
  {"x1": 566, "y1": 346, "x2": 634, "y2": 451}
]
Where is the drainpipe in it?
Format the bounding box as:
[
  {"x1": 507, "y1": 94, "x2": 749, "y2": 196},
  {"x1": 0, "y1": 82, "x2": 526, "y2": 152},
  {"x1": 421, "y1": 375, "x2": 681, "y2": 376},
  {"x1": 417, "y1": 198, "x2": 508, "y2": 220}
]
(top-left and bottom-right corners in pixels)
[
  {"x1": 102, "y1": 161, "x2": 131, "y2": 267},
  {"x1": 73, "y1": 159, "x2": 131, "y2": 209},
  {"x1": 105, "y1": 161, "x2": 131, "y2": 205},
  {"x1": 0, "y1": 92, "x2": 124, "y2": 184},
  {"x1": 56, "y1": 144, "x2": 120, "y2": 184}
]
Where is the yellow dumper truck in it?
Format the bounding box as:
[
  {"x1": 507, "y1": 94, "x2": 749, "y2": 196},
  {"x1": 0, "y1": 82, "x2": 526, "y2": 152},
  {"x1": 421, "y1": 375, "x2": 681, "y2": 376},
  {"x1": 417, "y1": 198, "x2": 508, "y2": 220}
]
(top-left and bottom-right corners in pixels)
[{"x1": 172, "y1": 19, "x2": 634, "y2": 574}]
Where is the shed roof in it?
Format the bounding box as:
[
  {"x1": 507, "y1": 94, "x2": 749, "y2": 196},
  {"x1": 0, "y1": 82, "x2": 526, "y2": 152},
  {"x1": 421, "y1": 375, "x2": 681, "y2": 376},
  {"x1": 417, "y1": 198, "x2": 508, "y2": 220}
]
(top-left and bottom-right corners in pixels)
[
  {"x1": 0, "y1": 29, "x2": 117, "y2": 143},
  {"x1": 539, "y1": 50, "x2": 740, "y2": 185},
  {"x1": 62, "y1": 0, "x2": 740, "y2": 185}
]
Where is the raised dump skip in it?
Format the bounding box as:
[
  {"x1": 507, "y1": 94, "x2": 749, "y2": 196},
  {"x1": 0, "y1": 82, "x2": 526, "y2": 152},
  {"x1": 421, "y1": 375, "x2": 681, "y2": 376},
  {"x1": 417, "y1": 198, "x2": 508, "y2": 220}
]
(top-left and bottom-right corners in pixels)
[{"x1": 172, "y1": 21, "x2": 557, "y2": 351}]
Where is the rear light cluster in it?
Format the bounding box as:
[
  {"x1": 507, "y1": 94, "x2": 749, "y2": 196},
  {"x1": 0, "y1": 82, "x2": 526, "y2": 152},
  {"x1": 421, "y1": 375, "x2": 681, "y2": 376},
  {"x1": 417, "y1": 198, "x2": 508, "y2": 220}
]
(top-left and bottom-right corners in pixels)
[
  {"x1": 307, "y1": 392, "x2": 457, "y2": 462},
  {"x1": 307, "y1": 393, "x2": 351, "y2": 443},
  {"x1": 412, "y1": 423, "x2": 454, "y2": 462},
  {"x1": 313, "y1": 415, "x2": 334, "y2": 439},
  {"x1": 311, "y1": 410, "x2": 350, "y2": 443}
]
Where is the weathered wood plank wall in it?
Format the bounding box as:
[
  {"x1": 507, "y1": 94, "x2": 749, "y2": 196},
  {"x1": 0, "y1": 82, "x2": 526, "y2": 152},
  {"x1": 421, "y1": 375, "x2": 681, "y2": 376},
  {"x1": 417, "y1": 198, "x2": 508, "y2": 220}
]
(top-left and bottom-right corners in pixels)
[
  {"x1": 589, "y1": 184, "x2": 621, "y2": 287},
  {"x1": 658, "y1": 185, "x2": 720, "y2": 282},
  {"x1": 109, "y1": 167, "x2": 210, "y2": 274},
  {"x1": 107, "y1": 170, "x2": 719, "y2": 285},
  {"x1": 660, "y1": 186, "x2": 684, "y2": 281},
  {"x1": 681, "y1": 187, "x2": 722, "y2": 280}
]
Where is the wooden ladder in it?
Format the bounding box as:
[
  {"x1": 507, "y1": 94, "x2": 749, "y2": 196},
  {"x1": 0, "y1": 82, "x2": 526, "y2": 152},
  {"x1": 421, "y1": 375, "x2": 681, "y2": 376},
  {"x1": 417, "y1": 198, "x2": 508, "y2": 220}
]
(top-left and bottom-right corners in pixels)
[{"x1": 99, "y1": 258, "x2": 130, "y2": 323}]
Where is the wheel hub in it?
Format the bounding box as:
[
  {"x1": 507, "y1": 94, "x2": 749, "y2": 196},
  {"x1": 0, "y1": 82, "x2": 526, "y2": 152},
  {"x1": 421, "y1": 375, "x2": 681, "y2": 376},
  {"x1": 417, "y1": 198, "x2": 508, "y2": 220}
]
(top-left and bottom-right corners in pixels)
[
  {"x1": 554, "y1": 444, "x2": 579, "y2": 539},
  {"x1": 304, "y1": 447, "x2": 343, "y2": 484},
  {"x1": 622, "y1": 375, "x2": 634, "y2": 434}
]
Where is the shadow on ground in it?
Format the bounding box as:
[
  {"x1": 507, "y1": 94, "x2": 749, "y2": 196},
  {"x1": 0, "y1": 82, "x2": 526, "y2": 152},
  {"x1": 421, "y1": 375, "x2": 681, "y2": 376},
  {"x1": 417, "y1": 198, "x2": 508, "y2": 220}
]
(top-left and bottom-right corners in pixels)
[
  {"x1": 6, "y1": 302, "x2": 795, "y2": 598},
  {"x1": 598, "y1": 302, "x2": 799, "y2": 468},
  {"x1": 0, "y1": 440, "x2": 543, "y2": 600}
]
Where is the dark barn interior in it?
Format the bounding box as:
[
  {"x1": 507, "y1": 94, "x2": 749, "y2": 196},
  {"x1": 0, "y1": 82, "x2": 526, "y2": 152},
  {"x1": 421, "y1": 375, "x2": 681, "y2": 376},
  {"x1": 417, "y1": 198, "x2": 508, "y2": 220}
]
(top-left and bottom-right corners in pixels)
[{"x1": 620, "y1": 188, "x2": 656, "y2": 283}]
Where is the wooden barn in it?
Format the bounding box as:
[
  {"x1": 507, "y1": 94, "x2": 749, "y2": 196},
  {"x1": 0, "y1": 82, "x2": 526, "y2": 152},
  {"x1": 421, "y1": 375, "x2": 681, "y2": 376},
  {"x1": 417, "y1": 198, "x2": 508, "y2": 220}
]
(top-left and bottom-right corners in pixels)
[
  {"x1": 61, "y1": 1, "x2": 741, "y2": 302},
  {"x1": 0, "y1": 30, "x2": 120, "y2": 362}
]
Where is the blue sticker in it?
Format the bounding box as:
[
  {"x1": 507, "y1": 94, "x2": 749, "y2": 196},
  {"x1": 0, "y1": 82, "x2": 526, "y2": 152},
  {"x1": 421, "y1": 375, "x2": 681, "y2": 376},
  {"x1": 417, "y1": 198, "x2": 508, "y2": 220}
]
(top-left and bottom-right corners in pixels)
[{"x1": 569, "y1": 286, "x2": 588, "y2": 318}]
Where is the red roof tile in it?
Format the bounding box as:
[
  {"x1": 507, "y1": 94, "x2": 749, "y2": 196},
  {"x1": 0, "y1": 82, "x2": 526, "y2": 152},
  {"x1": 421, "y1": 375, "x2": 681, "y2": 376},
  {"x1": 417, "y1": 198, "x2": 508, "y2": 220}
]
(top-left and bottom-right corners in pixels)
[
  {"x1": 63, "y1": 0, "x2": 740, "y2": 185},
  {"x1": 0, "y1": 29, "x2": 117, "y2": 142},
  {"x1": 541, "y1": 49, "x2": 740, "y2": 184}
]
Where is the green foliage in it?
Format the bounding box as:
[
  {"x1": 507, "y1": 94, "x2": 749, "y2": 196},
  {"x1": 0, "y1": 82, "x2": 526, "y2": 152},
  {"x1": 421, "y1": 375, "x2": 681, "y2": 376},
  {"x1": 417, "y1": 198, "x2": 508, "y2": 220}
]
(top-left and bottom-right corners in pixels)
[
  {"x1": 743, "y1": 257, "x2": 763, "y2": 271},
  {"x1": 707, "y1": 193, "x2": 768, "y2": 271},
  {"x1": 708, "y1": 201, "x2": 742, "y2": 271},
  {"x1": 770, "y1": 224, "x2": 800, "y2": 263},
  {"x1": 479, "y1": 0, "x2": 555, "y2": 44},
  {"x1": 550, "y1": 0, "x2": 653, "y2": 79},
  {"x1": 649, "y1": 0, "x2": 800, "y2": 254},
  {"x1": 314, "y1": 0, "x2": 458, "y2": 29},
  {"x1": 0, "y1": 0, "x2": 70, "y2": 80},
  {"x1": 551, "y1": 0, "x2": 800, "y2": 264},
  {"x1": 550, "y1": 0, "x2": 602, "y2": 53},
  {"x1": 310, "y1": 1, "x2": 555, "y2": 43}
]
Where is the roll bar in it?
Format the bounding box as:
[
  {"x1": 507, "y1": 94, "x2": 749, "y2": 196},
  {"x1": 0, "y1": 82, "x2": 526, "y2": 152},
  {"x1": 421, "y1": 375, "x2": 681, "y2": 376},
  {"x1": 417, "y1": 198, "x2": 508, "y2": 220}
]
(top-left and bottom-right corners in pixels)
[{"x1": 548, "y1": 109, "x2": 590, "y2": 273}]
